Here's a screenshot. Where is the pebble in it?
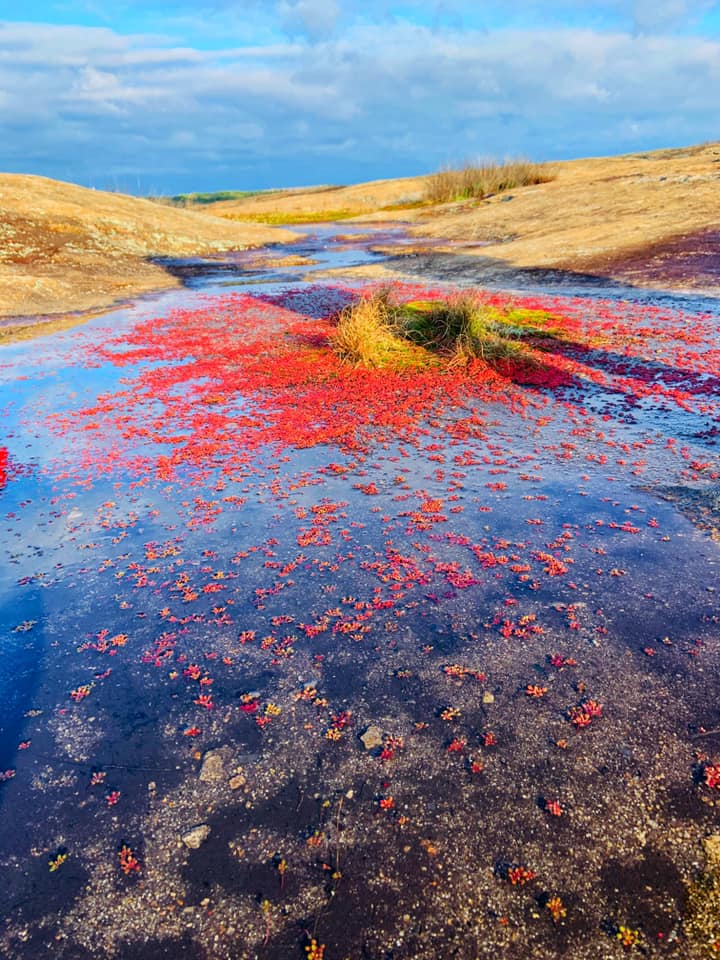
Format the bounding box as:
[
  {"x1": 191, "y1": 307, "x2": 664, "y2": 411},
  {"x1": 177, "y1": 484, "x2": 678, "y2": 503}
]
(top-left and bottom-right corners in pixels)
[
  {"x1": 182, "y1": 824, "x2": 211, "y2": 849},
  {"x1": 229, "y1": 772, "x2": 246, "y2": 790},
  {"x1": 199, "y1": 750, "x2": 224, "y2": 783},
  {"x1": 360, "y1": 724, "x2": 383, "y2": 750}
]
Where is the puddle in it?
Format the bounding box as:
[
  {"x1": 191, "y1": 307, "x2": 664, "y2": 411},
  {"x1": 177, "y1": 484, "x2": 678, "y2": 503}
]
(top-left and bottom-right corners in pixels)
[{"x1": 0, "y1": 224, "x2": 719, "y2": 959}]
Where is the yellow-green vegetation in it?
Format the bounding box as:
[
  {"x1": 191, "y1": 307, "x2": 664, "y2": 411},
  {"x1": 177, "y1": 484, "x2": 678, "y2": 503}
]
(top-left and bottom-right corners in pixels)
[
  {"x1": 48, "y1": 850, "x2": 68, "y2": 872},
  {"x1": 223, "y1": 209, "x2": 366, "y2": 225},
  {"x1": 424, "y1": 159, "x2": 554, "y2": 204},
  {"x1": 685, "y1": 836, "x2": 720, "y2": 955},
  {"x1": 331, "y1": 288, "x2": 564, "y2": 370},
  {"x1": 221, "y1": 199, "x2": 429, "y2": 226},
  {"x1": 488, "y1": 306, "x2": 570, "y2": 340}
]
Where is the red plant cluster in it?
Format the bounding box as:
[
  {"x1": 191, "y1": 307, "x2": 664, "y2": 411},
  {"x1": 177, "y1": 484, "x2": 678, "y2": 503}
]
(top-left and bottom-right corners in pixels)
[
  {"x1": 507, "y1": 865, "x2": 537, "y2": 886},
  {"x1": 118, "y1": 844, "x2": 141, "y2": 875},
  {"x1": 568, "y1": 699, "x2": 604, "y2": 729},
  {"x1": 703, "y1": 763, "x2": 720, "y2": 790}
]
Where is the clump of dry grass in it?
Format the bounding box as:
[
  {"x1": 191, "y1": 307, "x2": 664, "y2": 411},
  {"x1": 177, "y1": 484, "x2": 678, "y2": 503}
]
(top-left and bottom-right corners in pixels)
[
  {"x1": 425, "y1": 159, "x2": 554, "y2": 204},
  {"x1": 330, "y1": 289, "x2": 430, "y2": 369},
  {"x1": 332, "y1": 289, "x2": 542, "y2": 371}
]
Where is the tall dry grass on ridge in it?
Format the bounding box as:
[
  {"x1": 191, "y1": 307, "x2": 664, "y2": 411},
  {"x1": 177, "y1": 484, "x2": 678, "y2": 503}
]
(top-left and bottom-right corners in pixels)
[{"x1": 425, "y1": 159, "x2": 554, "y2": 204}]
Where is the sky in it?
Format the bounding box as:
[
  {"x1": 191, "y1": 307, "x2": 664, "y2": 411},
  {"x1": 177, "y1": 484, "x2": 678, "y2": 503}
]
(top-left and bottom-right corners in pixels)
[{"x1": 0, "y1": 1, "x2": 719, "y2": 194}]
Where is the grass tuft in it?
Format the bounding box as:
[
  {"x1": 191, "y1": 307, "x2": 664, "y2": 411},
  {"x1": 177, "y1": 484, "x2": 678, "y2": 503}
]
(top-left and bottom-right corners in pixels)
[
  {"x1": 402, "y1": 294, "x2": 537, "y2": 368},
  {"x1": 330, "y1": 289, "x2": 432, "y2": 370},
  {"x1": 425, "y1": 159, "x2": 554, "y2": 204},
  {"x1": 331, "y1": 289, "x2": 563, "y2": 372}
]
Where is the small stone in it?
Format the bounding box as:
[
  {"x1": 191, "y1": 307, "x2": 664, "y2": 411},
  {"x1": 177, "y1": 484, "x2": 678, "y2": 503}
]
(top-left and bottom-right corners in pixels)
[
  {"x1": 482, "y1": 691, "x2": 495, "y2": 705},
  {"x1": 229, "y1": 772, "x2": 246, "y2": 790},
  {"x1": 182, "y1": 824, "x2": 211, "y2": 849},
  {"x1": 199, "y1": 750, "x2": 224, "y2": 783},
  {"x1": 360, "y1": 724, "x2": 383, "y2": 751}
]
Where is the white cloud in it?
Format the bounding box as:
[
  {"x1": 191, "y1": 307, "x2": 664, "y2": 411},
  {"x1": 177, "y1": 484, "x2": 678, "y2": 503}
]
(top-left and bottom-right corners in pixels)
[
  {"x1": 279, "y1": 0, "x2": 341, "y2": 38},
  {"x1": 631, "y1": 0, "x2": 718, "y2": 31},
  {"x1": 0, "y1": 18, "x2": 718, "y2": 191}
]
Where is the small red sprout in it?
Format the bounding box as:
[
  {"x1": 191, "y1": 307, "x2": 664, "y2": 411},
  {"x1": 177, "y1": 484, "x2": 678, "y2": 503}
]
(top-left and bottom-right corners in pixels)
[
  {"x1": 704, "y1": 763, "x2": 720, "y2": 790},
  {"x1": 118, "y1": 844, "x2": 141, "y2": 875},
  {"x1": 507, "y1": 865, "x2": 536, "y2": 886},
  {"x1": 546, "y1": 896, "x2": 567, "y2": 923},
  {"x1": 545, "y1": 799, "x2": 563, "y2": 817}
]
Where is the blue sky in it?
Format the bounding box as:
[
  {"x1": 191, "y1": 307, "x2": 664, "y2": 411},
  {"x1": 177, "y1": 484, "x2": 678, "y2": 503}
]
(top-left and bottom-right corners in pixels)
[{"x1": 1, "y1": 1, "x2": 719, "y2": 194}]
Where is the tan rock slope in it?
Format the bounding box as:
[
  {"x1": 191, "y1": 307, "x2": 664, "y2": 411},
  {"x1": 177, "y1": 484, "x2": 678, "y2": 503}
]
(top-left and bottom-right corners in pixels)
[
  {"x1": 217, "y1": 142, "x2": 720, "y2": 291},
  {"x1": 211, "y1": 176, "x2": 427, "y2": 221},
  {"x1": 0, "y1": 174, "x2": 297, "y2": 324},
  {"x1": 401, "y1": 142, "x2": 720, "y2": 286}
]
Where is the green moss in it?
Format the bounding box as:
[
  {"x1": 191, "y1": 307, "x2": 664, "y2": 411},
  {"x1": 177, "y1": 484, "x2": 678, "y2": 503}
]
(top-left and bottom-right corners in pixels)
[{"x1": 491, "y1": 307, "x2": 570, "y2": 341}]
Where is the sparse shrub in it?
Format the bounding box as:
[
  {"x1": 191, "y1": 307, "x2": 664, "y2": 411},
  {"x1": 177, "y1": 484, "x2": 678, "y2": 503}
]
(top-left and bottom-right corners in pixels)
[{"x1": 425, "y1": 159, "x2": 554, "y2": 204}]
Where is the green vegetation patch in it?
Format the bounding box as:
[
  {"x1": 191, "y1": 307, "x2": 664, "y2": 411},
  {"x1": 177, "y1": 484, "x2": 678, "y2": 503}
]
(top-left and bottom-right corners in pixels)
[
  {"x1": 170, "y1": 190, "x2": 276, "y2": 206},
  {"x1": 222, "y1": 209, "x2": 367, "y2": 225},
  {"x1": 399, "y1": 296, "x2": 533, "y2": 367}
]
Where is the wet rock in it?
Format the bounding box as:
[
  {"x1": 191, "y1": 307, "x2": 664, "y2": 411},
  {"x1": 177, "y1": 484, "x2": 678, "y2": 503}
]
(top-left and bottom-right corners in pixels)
[
  {"x1": 360, "y1": 724, "x2": 383, "y2": 751},
  {"x1": 199, "y1": 750, "x2": 224, "y2": 783},
  {"x1": 182, "y1": 824, "x2": 211, "y2": 849}
]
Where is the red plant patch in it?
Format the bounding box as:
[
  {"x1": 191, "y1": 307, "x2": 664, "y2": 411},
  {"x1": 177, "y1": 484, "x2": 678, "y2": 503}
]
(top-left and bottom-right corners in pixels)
[{"x1": 0, "y1": 446, "x2": 8, "y2": 489}]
